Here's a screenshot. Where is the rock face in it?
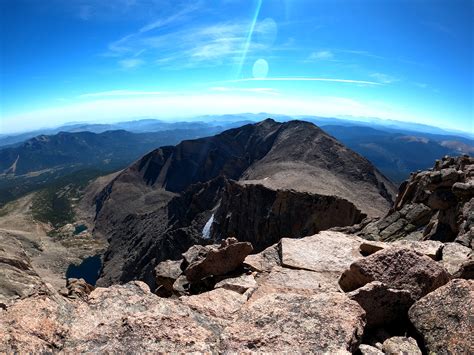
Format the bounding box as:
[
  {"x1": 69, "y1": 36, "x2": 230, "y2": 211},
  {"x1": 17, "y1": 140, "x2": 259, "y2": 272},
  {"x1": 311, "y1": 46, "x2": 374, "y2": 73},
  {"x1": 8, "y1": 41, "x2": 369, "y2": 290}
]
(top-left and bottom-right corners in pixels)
[
  {"x1": 94, "y1": 119, "x2": 396, "y2": 288},
  {"x1": 408, "y1": 279, "x2": 474, "y2": 354},
  {"x1": 0, "y1": 233, "x2": 48, "y2": 305},
  {"x1": 339, "y1": 248, "x2": 450, "y2": 300},
  {"x1": 211, "y1": 181, "x2": 366, "y2": 251},
  {"x1": 349, "y1": 155, "x2": 474, "y2": 244}
]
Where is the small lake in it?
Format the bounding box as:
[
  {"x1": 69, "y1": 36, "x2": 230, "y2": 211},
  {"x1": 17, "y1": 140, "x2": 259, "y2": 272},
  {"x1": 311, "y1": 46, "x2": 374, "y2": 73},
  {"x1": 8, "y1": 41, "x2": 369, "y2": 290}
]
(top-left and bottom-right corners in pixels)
[
  {"x1": 65, "y1": 255, "x2": 102, "y2": 286},
  {"x1": 74, "y1": 224, "x2": 88, "y2": 235}
]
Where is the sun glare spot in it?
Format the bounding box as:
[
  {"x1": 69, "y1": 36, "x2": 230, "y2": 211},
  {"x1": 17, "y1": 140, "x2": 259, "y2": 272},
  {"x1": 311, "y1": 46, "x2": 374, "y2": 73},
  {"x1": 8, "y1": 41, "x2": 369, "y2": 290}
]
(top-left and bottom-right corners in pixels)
[{"x1": 252, "y1": 58, "x2": 269, "y2": 78}]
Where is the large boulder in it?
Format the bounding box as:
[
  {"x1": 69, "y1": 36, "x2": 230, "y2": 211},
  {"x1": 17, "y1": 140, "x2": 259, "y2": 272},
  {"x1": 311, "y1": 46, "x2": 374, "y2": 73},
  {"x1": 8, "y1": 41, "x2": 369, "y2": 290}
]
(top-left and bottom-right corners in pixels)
[
  {"x1": 408, "y1": 279, "x2": 474, "y2": 354},
  {"x1": 347, "y1": 281, "x2": 413, "y2": 328},
  {"x1": 219, "y1": 292, "x2": 366, "y2": 353},
  {"x1": 339, "y1": 248, "x2": 450, "y2": 300},
  {"x1": 185, "y1": 238, "x2": 253, "y2": 282},
  {"x1": 280, "y1": 231, "x2": 364, "y2": 274}
]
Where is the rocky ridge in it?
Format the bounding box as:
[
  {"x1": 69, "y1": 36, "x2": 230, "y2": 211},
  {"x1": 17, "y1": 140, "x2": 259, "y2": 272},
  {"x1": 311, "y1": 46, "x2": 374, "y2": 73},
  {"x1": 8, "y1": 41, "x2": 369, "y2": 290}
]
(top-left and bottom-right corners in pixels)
[{"x1": 344, "y1": 155, "x2": 474, "y2": 246}]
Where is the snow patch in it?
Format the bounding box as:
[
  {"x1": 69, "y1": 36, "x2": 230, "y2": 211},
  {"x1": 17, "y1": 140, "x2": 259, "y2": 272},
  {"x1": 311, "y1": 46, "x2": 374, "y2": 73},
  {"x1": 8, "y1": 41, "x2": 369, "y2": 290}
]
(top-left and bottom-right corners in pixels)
[{"x1": 202, "y1": 214, "x2": 214, "y2": 239}]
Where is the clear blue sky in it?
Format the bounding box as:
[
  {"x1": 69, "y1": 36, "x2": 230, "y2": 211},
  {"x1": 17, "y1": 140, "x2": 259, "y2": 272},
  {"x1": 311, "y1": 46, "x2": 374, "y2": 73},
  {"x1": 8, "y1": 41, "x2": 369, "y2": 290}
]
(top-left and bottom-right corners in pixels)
[{"x1": 1, "y1": 0, "x2": 472, "y2": 133}]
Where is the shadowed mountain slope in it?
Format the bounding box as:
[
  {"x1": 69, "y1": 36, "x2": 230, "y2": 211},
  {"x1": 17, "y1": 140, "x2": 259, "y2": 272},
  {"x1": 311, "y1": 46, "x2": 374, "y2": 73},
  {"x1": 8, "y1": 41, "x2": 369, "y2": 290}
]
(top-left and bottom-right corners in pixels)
[{"x1": 93, "y1": 119, "x2": 397, "y2": 287}]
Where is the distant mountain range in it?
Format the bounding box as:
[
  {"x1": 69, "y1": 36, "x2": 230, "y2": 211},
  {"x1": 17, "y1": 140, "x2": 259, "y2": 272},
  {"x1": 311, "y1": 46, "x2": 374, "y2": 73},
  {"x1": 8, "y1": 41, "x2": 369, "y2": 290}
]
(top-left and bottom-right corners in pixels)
[
  {"x1": 0, "y1": 124, "x2": 240, "y2": 205},
  {"x1": 321, "y1": 125, "x2": 473, "y2": 182},
  {"x1": 0, "y1": 119, "x2": 254, "y2": 147}
]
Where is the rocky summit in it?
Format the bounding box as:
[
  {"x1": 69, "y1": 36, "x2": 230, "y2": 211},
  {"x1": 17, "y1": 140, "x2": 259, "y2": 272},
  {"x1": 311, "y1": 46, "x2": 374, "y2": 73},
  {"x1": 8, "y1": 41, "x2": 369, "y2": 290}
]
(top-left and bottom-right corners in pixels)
[{"x1": 0, "y1": 119, "x2": 473, "y2": 353}]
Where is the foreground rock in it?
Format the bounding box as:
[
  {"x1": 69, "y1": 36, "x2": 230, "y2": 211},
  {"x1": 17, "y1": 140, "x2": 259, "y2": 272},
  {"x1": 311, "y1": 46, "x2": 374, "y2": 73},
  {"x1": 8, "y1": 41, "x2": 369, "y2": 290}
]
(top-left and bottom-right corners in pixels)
[
  {"x1": 180, "y1": 287, "x2": 247, "y2": 320},
  {"x1": 1, "y1": 281, "x2": 367, "y2": 353},
  {"x1": 219, "y1": 292, "x2": 366, "y2": 353},
  {"x1": 255, "y1": 266, "x2": 340, "y2": 296},
  {"x1": 0, "y1": 282, "x2": 222, "y2": 353},
  {"x1": 408, "y1": 279, "x2": 474, "y2": 354},
  {"x1": 339, "y1": 248, "x2": 450, "y2": 300}
]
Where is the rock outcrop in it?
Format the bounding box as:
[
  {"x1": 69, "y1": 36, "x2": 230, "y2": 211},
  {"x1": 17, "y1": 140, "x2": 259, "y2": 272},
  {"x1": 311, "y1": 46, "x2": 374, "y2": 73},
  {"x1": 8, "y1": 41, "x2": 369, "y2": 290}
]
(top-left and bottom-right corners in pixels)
[{"x1": 349, "y1": 155, "x2": 474, "y2": 244}]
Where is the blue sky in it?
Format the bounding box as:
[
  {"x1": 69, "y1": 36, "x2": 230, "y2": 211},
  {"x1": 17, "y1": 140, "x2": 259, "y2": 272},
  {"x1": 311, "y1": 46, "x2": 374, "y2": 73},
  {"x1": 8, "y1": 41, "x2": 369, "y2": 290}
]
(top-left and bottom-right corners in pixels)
[{"x1": 1, "y1": 0, "x2": 472, "y2": 133}]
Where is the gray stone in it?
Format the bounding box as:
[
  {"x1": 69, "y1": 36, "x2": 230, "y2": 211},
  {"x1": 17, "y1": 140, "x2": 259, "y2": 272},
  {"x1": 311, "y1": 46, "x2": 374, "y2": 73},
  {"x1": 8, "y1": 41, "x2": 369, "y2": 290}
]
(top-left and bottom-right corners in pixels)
[
  {"x1": 154, "y1": 259, "x2": 183, "y2": 296},
  {"x1": 359, "y1": 344, "x2": 384, "y2": 355}
]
